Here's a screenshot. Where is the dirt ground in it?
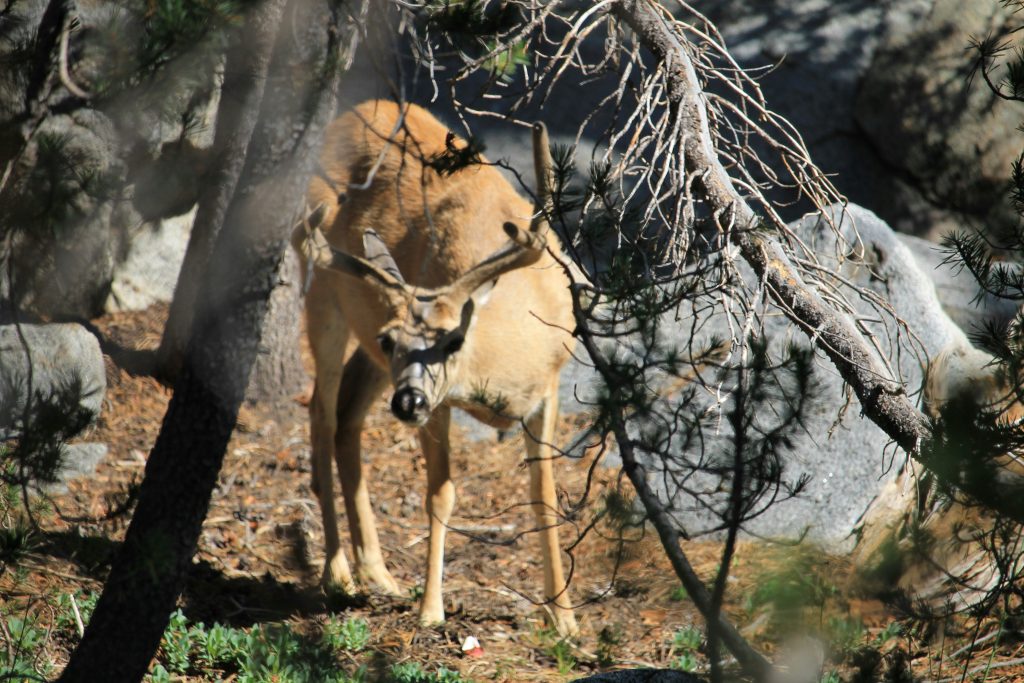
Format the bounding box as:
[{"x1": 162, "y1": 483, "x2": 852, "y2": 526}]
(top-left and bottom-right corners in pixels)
[{"x1": 6, "y1": 305, "x2": 1024, "y2": 681}]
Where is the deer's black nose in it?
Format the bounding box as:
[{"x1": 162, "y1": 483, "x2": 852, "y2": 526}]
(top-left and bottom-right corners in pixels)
[{"x1": 391, "y1": 388, "x2": 427, "y2": 423}]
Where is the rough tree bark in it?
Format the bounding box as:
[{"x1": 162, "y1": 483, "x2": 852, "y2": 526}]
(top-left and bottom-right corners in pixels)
[
  {"x1": 244, "y1": 248, "x2": 306, "y2": 403},
  {"x1": 56, "y1": 0, "x2": 342, "y2": 678},
  {"x1": 153, "y1": 14, "x2": 307, "y2": 407}
]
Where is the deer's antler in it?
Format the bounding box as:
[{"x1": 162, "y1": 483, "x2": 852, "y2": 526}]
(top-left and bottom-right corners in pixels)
[
  {"x1": 307, "y1": 227, "x2": 407, "y2": 293},
  {"x1": 450, "y1": 121, "x2": 554, "y2": 298}
]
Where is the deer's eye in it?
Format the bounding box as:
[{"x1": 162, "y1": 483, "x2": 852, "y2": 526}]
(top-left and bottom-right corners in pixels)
[
  {"x1": 444, "y1": 335, "x2": 464, "y2": 356},
  {"x1": 377, "y1": 334, "x2": 395, "y2": 355}
]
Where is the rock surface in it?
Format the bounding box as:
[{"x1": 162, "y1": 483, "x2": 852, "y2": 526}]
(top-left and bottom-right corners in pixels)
[
  {"x1": 0, "y1": 0, "x2": 217, "y2": 319},
  {"x1": 897, "y1": 234, "x2": 1019, "y2": 334},
  {"x1": 0, "y1": 323, "x2": 106, "y2": 440},
  {"x1": 655, "y1": 205, "x2": 965, "y2": 548},
  {"x1": 677, "y1": 0, "x2": 1017, "y2": 240},
  {"x1": 856, "y1": 0, "x2": 1020, "y2": 239},
  {"x1": 106, "y1": 208, "x2": 196, "y2": 313},
  {"x1": 1, "y1": 109, "x2": 132, "y2": 318},
  {"x1": 522, "y1": 205, "x2": 964, "y2": 549},
  {"x1": 45, "y1": 443, "x2": 110, "y2": 494}
]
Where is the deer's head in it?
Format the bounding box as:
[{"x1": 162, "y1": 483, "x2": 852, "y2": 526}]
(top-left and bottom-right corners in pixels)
[{"x1": 302, "y1": 122, "x2": 555, "y2": 426}]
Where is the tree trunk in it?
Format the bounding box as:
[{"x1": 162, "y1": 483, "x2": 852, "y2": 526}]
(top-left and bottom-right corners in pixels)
[
  {"x1": 57, "y1": 0, "x2": 341, "y2": 678},
  {"x1": 154, "y1": 13, "x2": 308, "y2": 407},
  {"x1": 244, "y1": 247, "x2": 306, "y2": 405}
]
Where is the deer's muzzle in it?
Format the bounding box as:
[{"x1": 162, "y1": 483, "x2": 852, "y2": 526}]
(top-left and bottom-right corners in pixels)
[{"x1": 392, "y1": 387, "x2": 428, "y2": 424}]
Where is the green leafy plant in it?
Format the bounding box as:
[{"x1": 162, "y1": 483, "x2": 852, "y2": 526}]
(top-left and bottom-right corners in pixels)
[
  {"x1": 140, "y1": 608, "x2": 369, "y2": 682},
  {"x1": 159, "y1": 608, "x2": 195, "y2": 674},
  {"x1": 826, "y1": 615, "x2": 866, "y2": 656},
  {"x1": 0, "y1": 613, "x2": 54, "y2": 679},
  {"x1": 388, "y1": 661, "x2": 470, "y2": 682},
  {"x1": 746, "y1": 545, "x2": 842, "y2": 634},
  {"x1": 55, "y1": 591, "x2": 99, "y2": 635},
  {"x1": 483, "y1": 40, "x2": 529, "y2": 82},
  {"x1": 323, "y1": 616, "x2": 371, "y2": 653},
  {"x1": 534, "y1": 627, "x2": 576, "y2": 675},
  {"x1": 669, "y1": 625, "x2": 702, "y2": 672},
  {"x1": 872, "y1": 621, "x2": 903, "y2": 648},
  {"x1": 145, "y1": 663, "x2": 172, "y2": 683}
]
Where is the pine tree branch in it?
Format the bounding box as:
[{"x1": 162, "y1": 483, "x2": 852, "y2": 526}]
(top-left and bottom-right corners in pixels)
[
  {"x1": 568, "y1": 282, "x2": 776, "y2": 681},
  {"x1": 609, "y1": 0, "x2": 1024, "y2": 522}
]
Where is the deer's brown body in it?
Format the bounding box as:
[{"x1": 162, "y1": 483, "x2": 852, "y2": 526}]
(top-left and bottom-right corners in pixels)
[{"x1": 295, "y1": 100, "x2": 577, "y2": 635}]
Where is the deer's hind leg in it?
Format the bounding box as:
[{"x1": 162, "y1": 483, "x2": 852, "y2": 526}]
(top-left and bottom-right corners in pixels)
[
  {"x1": 525, "y1": 381, "x2": 578, "y2": 637},
  {"x1": 334, "y1": 349, "x2": 401, "y2": 595}
]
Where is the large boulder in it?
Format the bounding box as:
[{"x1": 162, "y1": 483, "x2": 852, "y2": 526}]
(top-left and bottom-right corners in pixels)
[
  {"x1": 0, "y1": 323, "x2": 106, "y2": 440},
  {"x1": 572, "y1": 205, "x2": 967, "y2": 549},
  {"x1": 0, "y1": 0, "x2": 217, "y2": 319},
  {"x1": 2, "y1": 108, "x2": 133, "y2": 318},
  {"x1": 686, "y1": 0, "x2": 1018, "y2": 240},
  {"x1": 685, "y1": 205, "x2": 964, "y2": 547},
  {"x1": 856, "y1": 0, "x2": 1020, "y2": 240}
]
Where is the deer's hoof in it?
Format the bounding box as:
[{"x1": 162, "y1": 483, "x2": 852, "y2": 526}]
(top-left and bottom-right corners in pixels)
[
  {"x1": 418, "y1": 602, "x2": 445, "y2": 628},
  {"x1": 551, "y1": 610, "x2": 579, "y2": 639},
  {"x1": 321, "y1": 556, "x2": 357, "y2": 596},
  {"x1": 358, "y1": 562, "x2": 402, "y2": 597}
]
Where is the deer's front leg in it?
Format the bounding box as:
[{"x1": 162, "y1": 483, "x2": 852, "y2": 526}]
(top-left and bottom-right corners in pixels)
[
  {"x1": 335, "y1": 349, "x2": 400, "y2": 595},
  {"x1": 306, "y1": 292, "x2": 358, "y2": 594},
  {"x1": 525, "y1": 386, "x2": 578, "y2": 638},
  {"x1": 419, "y1": 405, "x2": 454, "y2": 626},
  {"x1": 309, "y1": 363, "x2": 355, "y2": 593}
]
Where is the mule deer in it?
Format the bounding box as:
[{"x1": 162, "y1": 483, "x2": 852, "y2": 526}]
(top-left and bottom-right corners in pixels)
[{"x1": 293, "y1": 100, "x2": 578, "y2": 636}]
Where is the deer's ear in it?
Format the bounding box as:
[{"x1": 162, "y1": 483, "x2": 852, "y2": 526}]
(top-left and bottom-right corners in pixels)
[{"x1": 362, "y1": 229, "x2": 405, "y2": 284}]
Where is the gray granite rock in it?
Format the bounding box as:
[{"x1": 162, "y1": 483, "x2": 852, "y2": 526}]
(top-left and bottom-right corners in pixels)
[
  {"x1": 646, "y1": 204, "x2": 965, "y2": 548},
  {"x1": 897, "y1": 234, "x2": 1019, "y2": 335},
  {"x1": 0, "y1": 323, "x2": 106, "y2": 440},
  {"x1": 106, "y1": 208, "x2": 196, "y2": 312},
  {"x1": 44, "y1": 443, "x2": 110, "y2": 494},
  {"x1": 0, "y1": 0, "x2": 218, "y2": 319},
  {"x1": 856, "y1": 0, "x2": 1020, "y2": 239},
  {"x1": 679, "y1": 0, "x2": 1017, "y2": 240}
]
